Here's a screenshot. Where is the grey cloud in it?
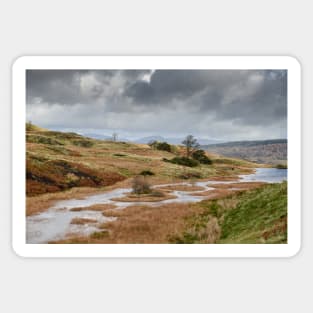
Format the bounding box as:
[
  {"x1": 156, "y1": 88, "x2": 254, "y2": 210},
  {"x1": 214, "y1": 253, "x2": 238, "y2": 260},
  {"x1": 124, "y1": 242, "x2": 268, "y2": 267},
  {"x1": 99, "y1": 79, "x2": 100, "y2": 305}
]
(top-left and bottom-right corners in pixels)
[
  {"x1": 26, "y1": 69, "x2": 287, "y2": 140},
  {"x1": 124, "y1": 70, "x2": 287, "y2": 126},
  {"x1": 26, "y1": 69, "x2": 149, "y2": 105}
]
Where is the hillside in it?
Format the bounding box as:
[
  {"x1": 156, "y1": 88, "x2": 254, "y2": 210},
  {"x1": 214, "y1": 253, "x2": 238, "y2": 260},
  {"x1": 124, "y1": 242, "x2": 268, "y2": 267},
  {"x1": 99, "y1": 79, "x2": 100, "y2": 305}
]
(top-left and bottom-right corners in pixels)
[
  {"x1": 169, "y1": 182, "x2": 287, "y2": 244},
  {"x1": 218, "y1": 182, "x2": 287, "y2": 243},
  {"x1": 202, "y1": 139, "x2": 287, "y2": 165},
  {"x1": 26, "y1": 123, "x2": 257, "y2": 196},
  {"x1": 26, "y1": 124, "x2": 288, "y2": 244}
]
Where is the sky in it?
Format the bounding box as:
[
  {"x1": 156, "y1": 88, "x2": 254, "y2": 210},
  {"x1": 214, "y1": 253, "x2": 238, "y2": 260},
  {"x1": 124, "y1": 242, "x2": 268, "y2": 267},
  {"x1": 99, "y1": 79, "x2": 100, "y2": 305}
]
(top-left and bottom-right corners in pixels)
[{"x1": 26, "y1": 69, "x2": 287, "y2": 141}]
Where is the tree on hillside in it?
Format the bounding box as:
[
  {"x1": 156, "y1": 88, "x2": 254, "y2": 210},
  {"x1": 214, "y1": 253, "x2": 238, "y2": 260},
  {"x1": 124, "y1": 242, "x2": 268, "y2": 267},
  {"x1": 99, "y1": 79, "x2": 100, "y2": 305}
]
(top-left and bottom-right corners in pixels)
[
  {"x1": 182, "y1": 135, "x2": 200, "y2": 158},
  {"x1": 112, "y1": 132, "x2": 118, "y2": 142}
]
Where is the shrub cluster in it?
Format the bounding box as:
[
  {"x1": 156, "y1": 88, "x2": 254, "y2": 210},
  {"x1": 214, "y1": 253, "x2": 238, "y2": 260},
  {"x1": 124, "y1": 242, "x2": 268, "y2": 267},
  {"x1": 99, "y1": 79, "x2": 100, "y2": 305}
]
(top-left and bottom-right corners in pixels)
[
  {"x1": 192, "y1": 149, "x2": 212, "y2": 165},
  {"x1": 149, "y1": 141, "x2": 172, "y2": 152},
  {"x1": 164, "y1": 156, "x2": 199, "y2": 167},
  {"x1": 276, "y1": 164, "x2": 287, "y2": 169},
  {"x1": 139, "y1": 170, "x2": 155, "y2": 176}
]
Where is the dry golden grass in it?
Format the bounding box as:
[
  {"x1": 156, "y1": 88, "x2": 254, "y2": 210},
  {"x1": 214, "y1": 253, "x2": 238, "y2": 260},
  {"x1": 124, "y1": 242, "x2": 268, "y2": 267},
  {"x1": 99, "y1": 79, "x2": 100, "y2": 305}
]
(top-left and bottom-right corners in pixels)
[
  {"x1": 206, "y1": 176, "x2": 239, "y2": 181},
  {"x1": 208, "y1": 182, "x2": 266, "y2": 190},
  {"x1": 111, "y1": 191, "x2": 177, "y2": 203},
  {"x1": 190, "y1": 189, "x2": 236, "y2": 199},
  {"x1": 70, "y1": 218, "x2": 97, "y2": 225},
  {"x1": 70, "y1": 203, "x2": 117, "y2": 212},
  {"x1": 55, "y1": 187, "x2": 246, "y2": 244},
  {"x1": 101, "y1": 210, "x2": 120, "y2": 218},
  {"x1": 53, "y1": 202, "x2": 205, "y2": 244},
  {"x1": 159, "y1": 185, "x2": 205, "y2": 192},
  {"x1": 182, "y1": 217, "x2": 221, "y2": 244},
  {"x1": 26, "y1": 127, "x2": 262, "y2": 221}
]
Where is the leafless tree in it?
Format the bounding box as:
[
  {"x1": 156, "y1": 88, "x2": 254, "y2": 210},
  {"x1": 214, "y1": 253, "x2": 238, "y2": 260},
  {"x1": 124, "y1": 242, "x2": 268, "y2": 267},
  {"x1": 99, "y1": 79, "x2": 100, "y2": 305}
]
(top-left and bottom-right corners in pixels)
[
  {"x1": 182, "y1": 135, "x2": 200, "y2": 158},
  {"x1": 112, "y1": 132, "x2": 118, "y2": 142}
]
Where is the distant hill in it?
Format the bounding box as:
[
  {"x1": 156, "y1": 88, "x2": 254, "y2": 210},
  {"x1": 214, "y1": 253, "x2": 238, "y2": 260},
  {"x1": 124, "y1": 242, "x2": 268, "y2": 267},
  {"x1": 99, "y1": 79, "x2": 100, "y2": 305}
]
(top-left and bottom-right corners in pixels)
[
  {"x1": 135, "y1": 136, "x2": 166, "y2": 144},
  {"x1": 202, "y1": 139, "x2": 287, "y2": 165},
  {"x1": 136, "y1": 136, "x2": 223, "y2": 145},
  {"x1": 26, "y1": 124, "x2": 257, "y2": 196}
]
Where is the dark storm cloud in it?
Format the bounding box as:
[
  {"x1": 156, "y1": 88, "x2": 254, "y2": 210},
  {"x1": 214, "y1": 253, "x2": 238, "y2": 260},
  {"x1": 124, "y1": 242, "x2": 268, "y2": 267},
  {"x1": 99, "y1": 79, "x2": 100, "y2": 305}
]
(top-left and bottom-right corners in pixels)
[
  {"x1": 27, "y1": 70, "x2": 90, "y2": 104},
  {"x1": 124, "y1": 70, "x2": 287, "y2": 126},
  {"x1": 26, "y1": 69, "x2": 149, "y2": 105},
  {"x1": 125, "y1": 70, "x2": 221, "y2": 104},
  {"x1": 26, "y1": 69, "x2": 287, "y2": 140}
]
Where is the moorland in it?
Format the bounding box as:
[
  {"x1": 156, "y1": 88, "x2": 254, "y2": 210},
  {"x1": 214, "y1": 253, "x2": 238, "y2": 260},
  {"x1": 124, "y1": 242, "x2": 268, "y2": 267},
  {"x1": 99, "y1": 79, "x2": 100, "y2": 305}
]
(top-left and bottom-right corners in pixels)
[{"x1": 26, "y1": 123, "x2": 287, "y2": 244}]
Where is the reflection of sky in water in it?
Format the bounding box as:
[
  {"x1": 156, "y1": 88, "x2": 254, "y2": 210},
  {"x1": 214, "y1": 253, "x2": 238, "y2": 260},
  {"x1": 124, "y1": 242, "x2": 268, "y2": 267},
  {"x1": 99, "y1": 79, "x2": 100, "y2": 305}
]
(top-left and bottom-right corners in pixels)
[{"x1": 240, "y1": 168, "x2": 287, "y2": 183}]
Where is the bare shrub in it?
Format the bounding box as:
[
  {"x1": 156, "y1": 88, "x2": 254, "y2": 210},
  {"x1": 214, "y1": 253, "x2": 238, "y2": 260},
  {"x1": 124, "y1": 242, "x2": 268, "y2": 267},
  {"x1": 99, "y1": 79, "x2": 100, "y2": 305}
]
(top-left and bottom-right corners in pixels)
[
  {"x1": 199, "y1": 217, "x2": 221, "y2": 243},
  {"x1": 132, "y1": 176, "x2": 151, "y2": 194}
]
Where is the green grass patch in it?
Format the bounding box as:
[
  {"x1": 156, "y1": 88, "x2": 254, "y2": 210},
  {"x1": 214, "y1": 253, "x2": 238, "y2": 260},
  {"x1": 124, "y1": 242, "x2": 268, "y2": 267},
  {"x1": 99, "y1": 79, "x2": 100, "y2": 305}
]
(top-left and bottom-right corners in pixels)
[
  {"x1": 171, "y1": 182, "x2": 287, "y2": 244},
  {"x1": 219, "y1": 182, "x2": 287, "y2": 243}
]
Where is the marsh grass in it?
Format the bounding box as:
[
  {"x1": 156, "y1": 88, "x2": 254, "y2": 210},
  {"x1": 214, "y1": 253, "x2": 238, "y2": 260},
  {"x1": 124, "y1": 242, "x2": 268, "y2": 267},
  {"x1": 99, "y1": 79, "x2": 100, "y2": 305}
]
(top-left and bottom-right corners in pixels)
[
  {"x1": 52, "y1": 182, "x2": 287, "y2": 244},
  {"x1": 70, "y1": 218, "x2": 97, "y2": 225},
  {"x1": 70, "y1": 203, "x2": 117, "y2": 212}
]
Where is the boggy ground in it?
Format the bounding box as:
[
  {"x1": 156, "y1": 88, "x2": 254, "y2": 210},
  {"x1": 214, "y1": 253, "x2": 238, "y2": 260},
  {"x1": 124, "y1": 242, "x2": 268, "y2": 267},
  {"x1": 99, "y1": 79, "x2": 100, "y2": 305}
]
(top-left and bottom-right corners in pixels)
[
  {"x1": 111, "y1": 190, "x2": 177, "y2": 203},
  {"x1": 26, "y1": 124, "x2": 260, "y2": 216},
  {"x1": 51, "y1": 180, "x2": 285, "y2": 244}
]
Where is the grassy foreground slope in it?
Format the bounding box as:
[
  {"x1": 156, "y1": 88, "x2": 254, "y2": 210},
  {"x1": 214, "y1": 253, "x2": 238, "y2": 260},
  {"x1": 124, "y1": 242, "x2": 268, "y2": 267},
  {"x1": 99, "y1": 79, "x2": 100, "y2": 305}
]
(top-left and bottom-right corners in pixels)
[
  {"x1": 219, "y1": 182, "x2": 287, "y2": 243},
  {"x1": 172, "y1": 182, "x2": 287, "y2": 244},
  {"x1": 26, "y1": 123, "x2": 257, "y2": 196}
]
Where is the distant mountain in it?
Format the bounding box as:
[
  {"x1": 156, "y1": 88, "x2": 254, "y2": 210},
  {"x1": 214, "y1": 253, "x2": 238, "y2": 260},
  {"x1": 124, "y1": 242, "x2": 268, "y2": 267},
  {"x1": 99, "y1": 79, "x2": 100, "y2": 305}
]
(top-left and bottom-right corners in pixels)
[
  {"x1": 196, "y1": 138, "x2": 224, "y2": 145},
  {"x1": 83, "y1": 133, "x2": 112, "y2": 140},
  {"x1": 82, "y1": 133, "x2": 129, "y2": 142},
  {"x1": 202, "y1": 139, "x2": 287, "y2": 165},
  {"x1": 135, "y1": 136, "x2": 224, "y2": 145},
  {"x1": 135, "y1": 136, "x2": 167, "y2": 144},
  {"x1": 204, "y1": 139, "x2": 287, "y2": 148}
]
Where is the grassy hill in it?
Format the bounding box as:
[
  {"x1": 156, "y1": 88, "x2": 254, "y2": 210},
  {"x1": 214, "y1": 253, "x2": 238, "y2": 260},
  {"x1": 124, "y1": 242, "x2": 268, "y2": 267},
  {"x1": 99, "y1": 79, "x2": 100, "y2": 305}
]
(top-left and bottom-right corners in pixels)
[
  {"x1": 26, "y1": 123, "x2": 257, "y2": 196},
  {"x1": 169, "y1": 182, "x2": 287, "y2": 244},
  {"x1": 202, "y1": 139, "x2": 287, "y2": 165}
]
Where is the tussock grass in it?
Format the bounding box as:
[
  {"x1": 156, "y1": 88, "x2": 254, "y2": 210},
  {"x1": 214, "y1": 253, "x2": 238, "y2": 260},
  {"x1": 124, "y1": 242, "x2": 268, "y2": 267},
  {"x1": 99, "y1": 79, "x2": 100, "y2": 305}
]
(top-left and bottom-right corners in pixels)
[
  {"x1": 70, "y1": 203, "x2": 117, "y2": 212},
  {"x1": 159, "y1": 185, "x2": 205, "y2": 192},
  {"x1": 70, "y1": 218, "x2": 97, "y2": 225},
  {"x1": 208, "y1": 182, "x2": 265, "y2": 190},
  {"x1": 111, "y1": 190, "x2": 176, "y2": 202},
  {"x1": 52, "y1": 182, "x2": 287, "y2": 244}
]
